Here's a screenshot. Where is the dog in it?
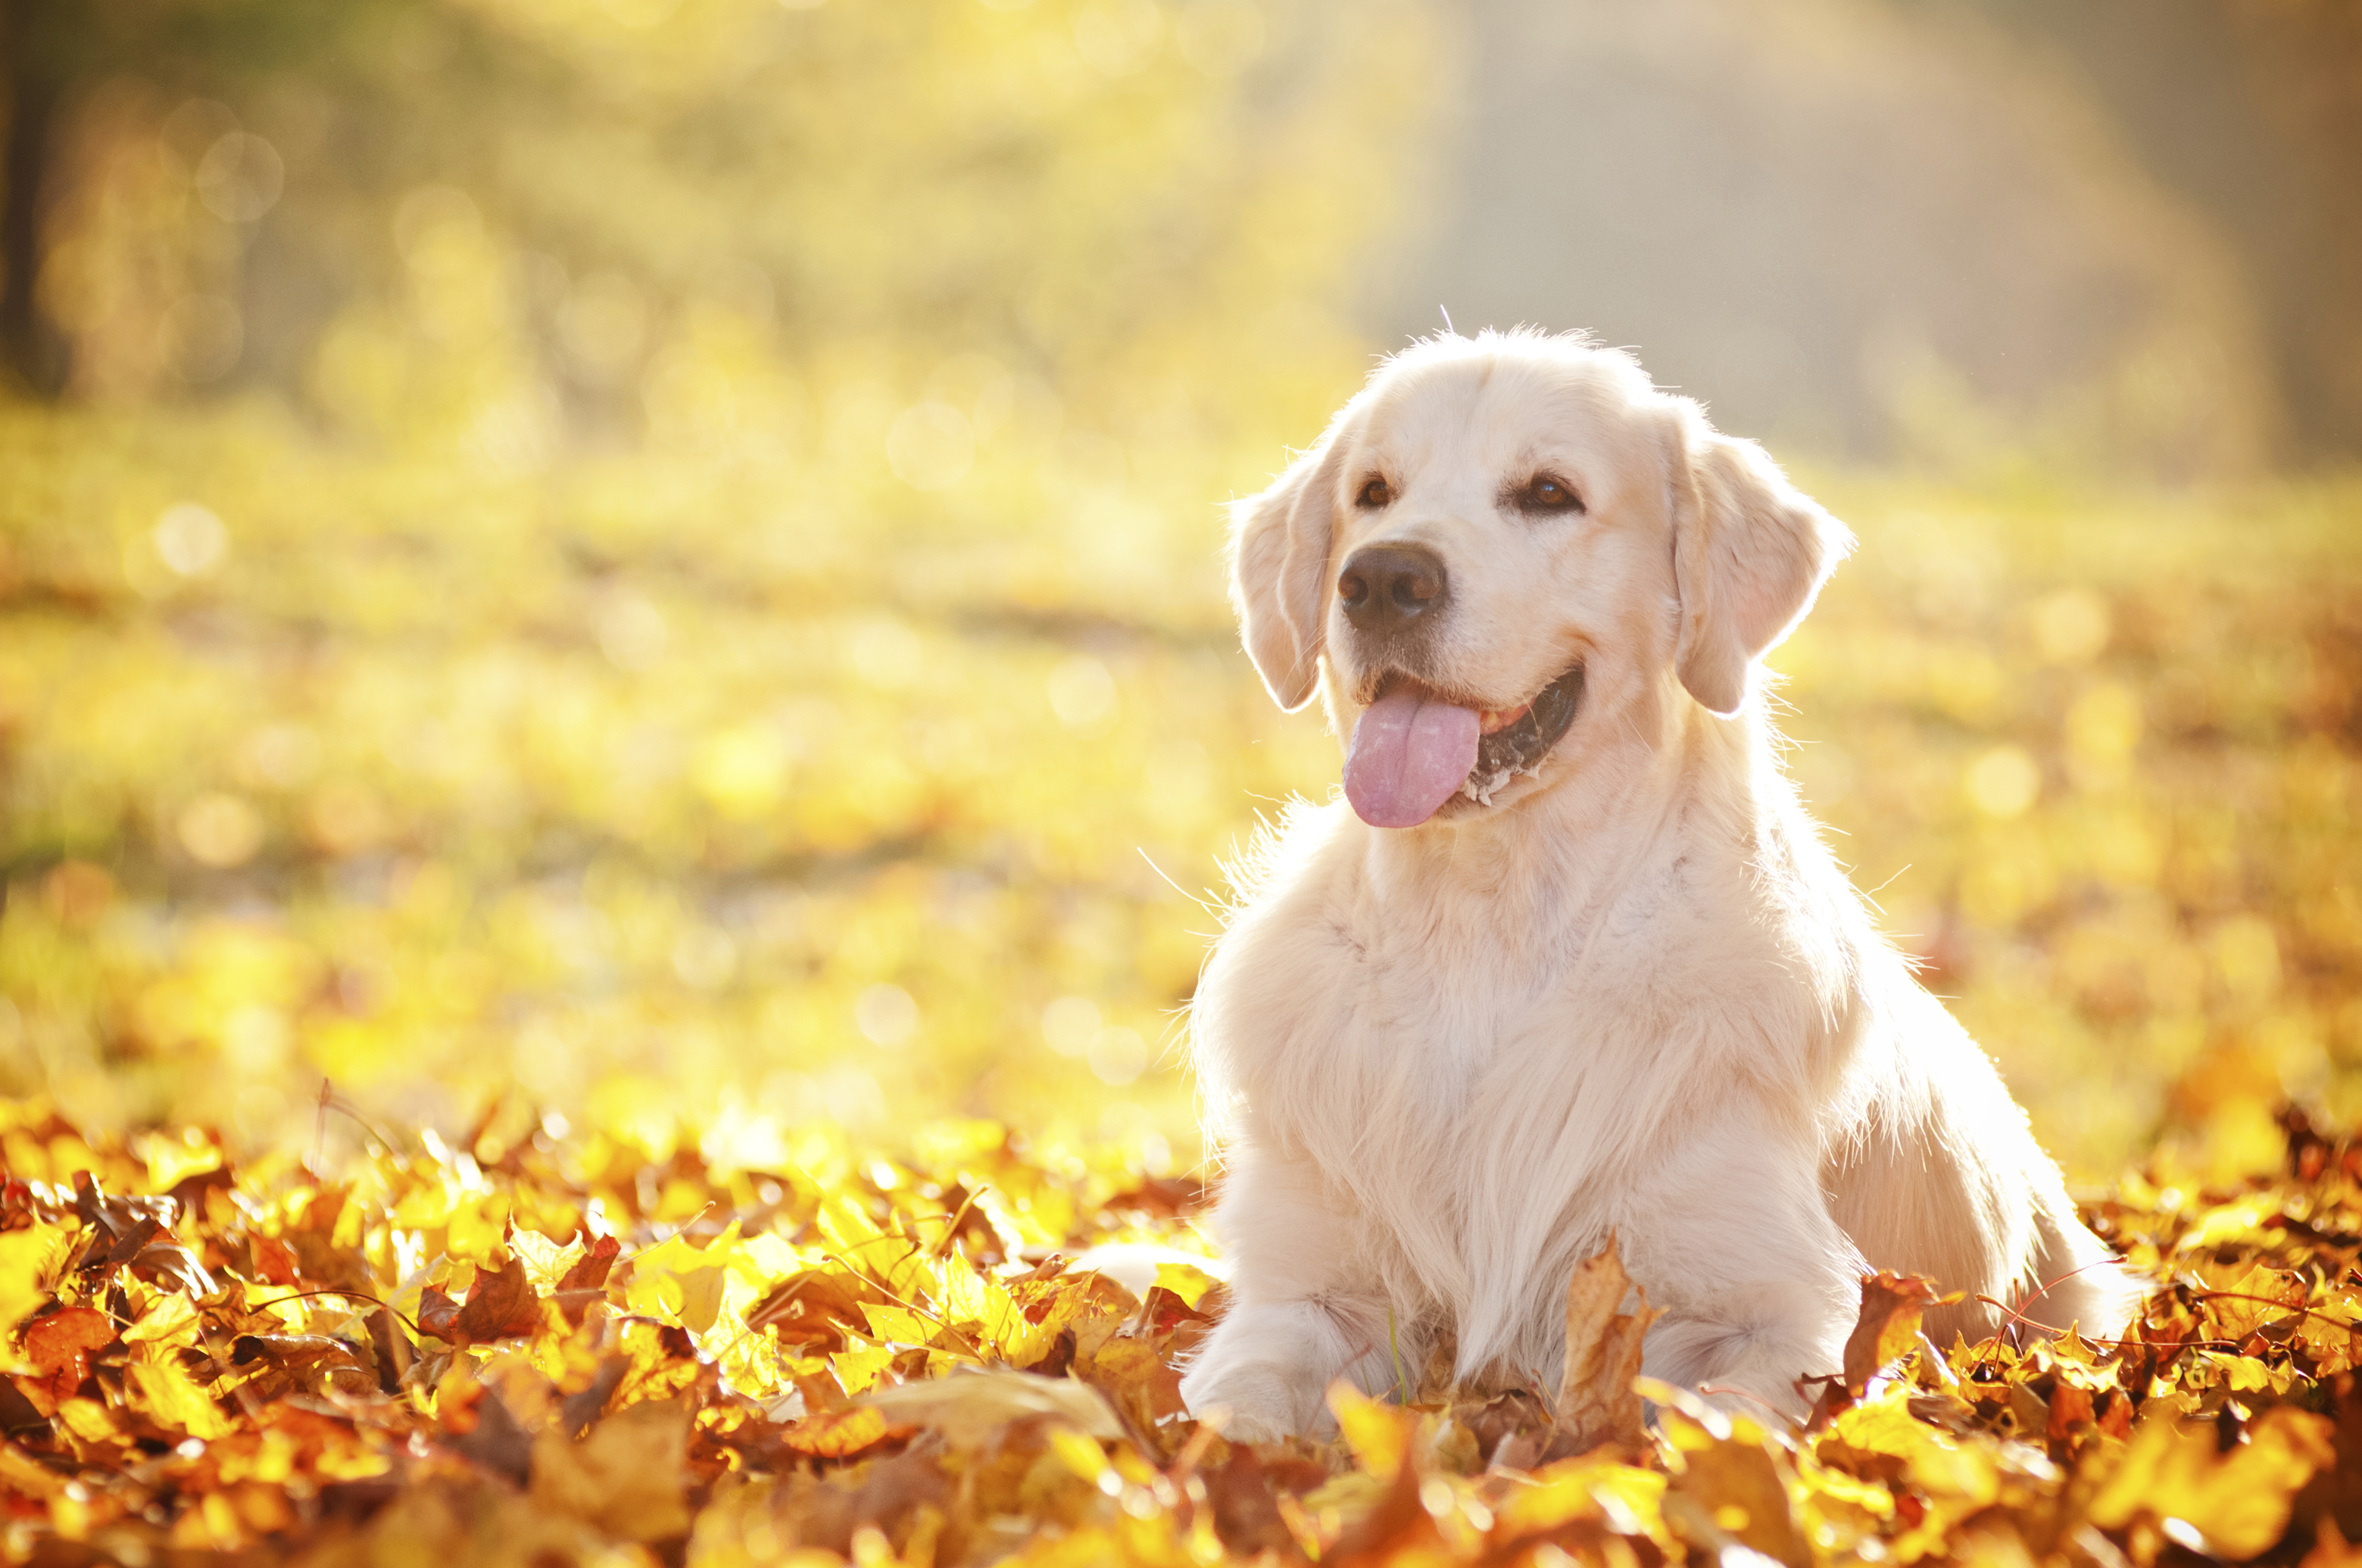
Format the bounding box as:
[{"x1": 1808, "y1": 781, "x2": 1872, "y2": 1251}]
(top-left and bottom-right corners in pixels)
[{"x1": 1176, "y1": 329, "x2": 2144, "y2": 1441}]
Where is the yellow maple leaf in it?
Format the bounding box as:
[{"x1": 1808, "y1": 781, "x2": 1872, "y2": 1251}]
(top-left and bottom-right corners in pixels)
[
  {"x1": 1330, "y1": 1380, "x2": 1415, "y2": 1481},
  {"x1": 2089, "y1": 1406, "x2": 2335, "y2": 1559},
  {"x1": 0, "y1": 1220, "x2": 76, "y2": 1339},
  {"x1": 124, "y1": 1343, "x2": 233, "y2": 1440}
]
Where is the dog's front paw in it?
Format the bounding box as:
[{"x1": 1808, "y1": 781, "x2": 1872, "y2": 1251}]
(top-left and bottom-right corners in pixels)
[
  {"x1": 1178, "y1": 1358, "x2": 1326, "y2": 1442},
  {"x1": 1180, "y1": 1300, "x2": 1355, "y2": 1439}
]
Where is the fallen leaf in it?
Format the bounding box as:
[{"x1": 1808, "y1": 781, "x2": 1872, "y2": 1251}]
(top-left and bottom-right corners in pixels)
[
  {"x1": 229, "y1": 1333, "x2": 377, "y2": 1398},
  {"x1": 1842, "y1": 1271, "x2": 1943, "y2": 1394},
  {"x1": 1330, "y1": 1381, "x2": 1414, "y2": 1480},
  {"x1": 559, "y1": 1356, "x2": 628, "y2": 1436},
  {"x1": 250, "y1": 1233, "x2": 300, "y2": 1286},
  {"x1": 1557, "y1": 1232, "x2": 1660, "y2": 1455},
  {"x1": 416, "y1": 1283, "x2": 460, "y2": 1342},
  {"x1": 23, "y1": 1307, "x2": 115, "y2": 1407},
  {"x1": 451, "y1": 1257, "x2": 544, "y2": 1344},
  {"x1": 123, "y1": 1343, "x2": 232, "y2": 1439},
  {"x1": 553, "y1": 1233, "x2": 621, "y2": 1325},
  {"x1": 863, "y1": 1368, "x2": 1125, "y2": 1447},
  {"x1": 783, "y1": 1404, "x2": 910, "y2": 1458},
  {"x1": 0, "y1": 1222, "x2": 76, "y2": 1341},
  {"x1": 445, "y1": 1386, "x2": 534, "y2": 1486},
  {"x1": 2304, "y1": 1517, "x2": 2362, "y2": 1568},
  {"x1": 1082, "y1": 1333, "x2": 1187, "y2": 1442},
  {"x1": 2088, "y1": 1405, "x2": 2335, "y2": 1559},
  {"x1": 529, "y1": 1397, "x2": 693, "y2": 1542}
]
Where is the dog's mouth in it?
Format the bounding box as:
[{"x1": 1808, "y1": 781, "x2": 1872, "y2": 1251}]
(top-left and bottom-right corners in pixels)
[
  {"x1": 1465, "y1": 663, "x2": 1587, "y2": 802},
  {"x1": 1343, "y1": 662, "x2": 1587, "y2": 829}
]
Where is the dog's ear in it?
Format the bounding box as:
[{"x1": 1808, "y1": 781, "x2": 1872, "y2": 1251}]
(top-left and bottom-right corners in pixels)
[
  {"x1": 1229, "y1": 406, "x2": 1358, "y2": 712},
  {"x1": 1663, "y1": 398, "x2": 1855, "y2": 717}
]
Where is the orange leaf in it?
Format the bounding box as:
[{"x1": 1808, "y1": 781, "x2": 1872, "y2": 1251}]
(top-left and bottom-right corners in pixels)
[
  {"x1": 783, "y1": 1405, "x2": 907, "y2": 1458},
  {"x1": 1841, "y1": 1271, "x2": 1941, "y2": 1394},
  {"x1": 554, "y1": 1233, "x2": 622, "y2": 1326},
  {"x1": 23, "y1": 1308, "x2": 116, "y2": 1407},
  {"x1": 416, "y1": 1284, "x2": 461, "y2": 1343},
  {"x1": 451, "y1": 1258, "x2": 544, "y2": 1345},
  {"x1": 251, "y1": 1234, "x2": 299, "y2": 1287},
  {"x1": 1557, "y1": 1232, "x2": 1659, "y2": 1456}
]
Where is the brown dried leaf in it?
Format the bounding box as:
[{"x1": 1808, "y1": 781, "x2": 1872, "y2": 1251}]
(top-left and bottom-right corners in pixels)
[
  {"x1": 2304, "y1": 1517, "x2": 2362, "y2": 1568},
  {"x1": 1842, "y1": 1270, "x2": 1942, "y2": 1394},
  {"x1": 229, "y1": 1333, "x2": 378, "y2": 1398},
  {"x1": 552, "y1": 1233, "x2": 621, "y2": 1326},
  {"x1": 1556, "y1": 1232, "x2": 1659, "y2": 1456},
  {"x1": 450, "y1": 1258, "x2": 544, "y2": 1345},
  {"x1": 560, "y1": 1357, "x2": 629, "y2": 1437},
  {"x1": 416, "y1": 1283, "x2": 460, "y2": 1342},
  {"x1": 445, "y1": 1386, "x2": 534, "y2": 1486},
  {"x1": 747, "y1": 1266, "x2": 883, "y2": 1349}
]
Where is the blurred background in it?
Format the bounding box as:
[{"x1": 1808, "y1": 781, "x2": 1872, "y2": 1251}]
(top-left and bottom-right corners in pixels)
[{"x1": 0, "y1": 0, "x2": 2355, "y2": 1181}]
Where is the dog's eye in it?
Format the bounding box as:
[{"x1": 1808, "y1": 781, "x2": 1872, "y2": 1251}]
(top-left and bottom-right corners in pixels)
[
  {"x1": 1355, "y1": 475, "x2": 1393, "y2": 509},
  {"x1": 1515, "y1": 474, "x2": 1585, "y2": 516}
]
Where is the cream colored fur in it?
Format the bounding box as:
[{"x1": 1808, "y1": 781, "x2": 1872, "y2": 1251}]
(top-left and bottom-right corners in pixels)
[{"x1": 1179, "y1": 329, "x2": 2145, "y2": 1441}]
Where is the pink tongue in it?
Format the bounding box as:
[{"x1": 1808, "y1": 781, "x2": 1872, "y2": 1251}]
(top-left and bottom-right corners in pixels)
[{"x1": 1344, "y1": 688, "x2": 1481, "y2": 828}]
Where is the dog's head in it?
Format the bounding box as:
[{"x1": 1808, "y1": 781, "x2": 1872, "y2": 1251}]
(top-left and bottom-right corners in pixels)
[{"x1": 1229, "y1": 330, "x2": 1854, "y2": 828}]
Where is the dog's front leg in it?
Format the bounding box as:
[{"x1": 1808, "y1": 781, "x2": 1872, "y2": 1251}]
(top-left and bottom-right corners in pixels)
[
  {"x1": 1180, "y1": 1139, "x2": 1402, "y2": 1441},
  {"x1": 1617, "y1": 1114, "x2": 1866, "y2": 1423}
]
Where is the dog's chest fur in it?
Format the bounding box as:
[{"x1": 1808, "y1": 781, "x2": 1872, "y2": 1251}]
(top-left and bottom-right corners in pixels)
[
  {"x1": 1192, "y1": 792, "x2": 1827, "y2": 1363},
  {"x1": 1209, "y1": 807, "x2": 1615, "y2": 1120}
]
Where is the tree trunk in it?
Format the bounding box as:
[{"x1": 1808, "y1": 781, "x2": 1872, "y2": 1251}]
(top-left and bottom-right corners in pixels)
[{"x1": 2, "y1": 0, "x2": 66, "y2": 397}]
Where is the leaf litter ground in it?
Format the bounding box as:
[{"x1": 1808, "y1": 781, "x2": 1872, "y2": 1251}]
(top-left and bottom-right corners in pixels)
[{"x1": 8, "y1": 1099, "x2": 2362, "y2": 1566}]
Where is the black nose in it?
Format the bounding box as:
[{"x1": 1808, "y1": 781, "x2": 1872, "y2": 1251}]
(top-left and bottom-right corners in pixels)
[{"x1": 1338, "y1": 544, "x2": 1449, "y2": 634}]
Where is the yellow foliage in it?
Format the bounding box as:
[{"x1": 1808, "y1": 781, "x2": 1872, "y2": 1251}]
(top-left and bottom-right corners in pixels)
[
  {"x1": 2087, "y1": 1406, "x2": 2334, "y2": 1560},
  {"x1": 0, "y1": 1098, "x2": 2359, "y2": 1562}
]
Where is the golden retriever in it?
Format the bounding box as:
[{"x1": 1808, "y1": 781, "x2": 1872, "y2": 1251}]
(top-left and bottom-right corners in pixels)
[{"x1": 1178, "y1": 329, "x2": 2143, "y2": 1440}]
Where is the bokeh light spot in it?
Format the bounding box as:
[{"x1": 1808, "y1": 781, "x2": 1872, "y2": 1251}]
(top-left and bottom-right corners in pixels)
[
  {"x1": 1964, "y1": 745, "x2": 2040, "y2": 819},
  {"x1": 847, "y1": 619, "x2": 925, "y2": 690},
  {"x1": 2213, "y1": 917, "x2": 2283, "y2": 1007},
  {"x1": 1047, "y1": 656, "x2": 1117, "y2": 731},
  {"x1": 1087, "y1": 1025, "x2": 1149, "y2": 1086},
  {"x1": 153, "y1": 504, "x2": 229, "y2": 575},
  {"x1": 2033, "y1": 588, "x2": 2111, "y2": 665},
  {"x1": 560, "y1": 273, "x2": 651, "y2": 385},
  {"x1": 239, "y1": 723, "x2": 320, "y2": 790},
  {"x1": 1177, "y1": 0, "x2": 1265, "y2": 76},
  {"x1": 1042, "y1": 996, "x2": 1101, "y2": 1057},
  {"x1": 693, "y1": 725, "x2": 791, "y2": 818},
  {"x1": 855, "y1": 984, "x2": 919, "y2": 1047},
  {"x1": 178, "y1": 793, "x2": 264, "y2": 868},
  {"x1": 672, "y1": 928, "x2": 739, "y2": 990},
  {"x1": 598, "y1": 594, "x2": 669, "y2": 670},
  {"x1": 195, "y1": 132, "x2": 284, "y2": 223},
  {"x1": 1075, "y1": 0, "x2": 1164, "y2": 75},
  {"x1": 393, "y1": 186, "x2": 483, "y2": 270},
  {"x1": 2067, "y1": 683, "x2": 2144, "y2": 791}
]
